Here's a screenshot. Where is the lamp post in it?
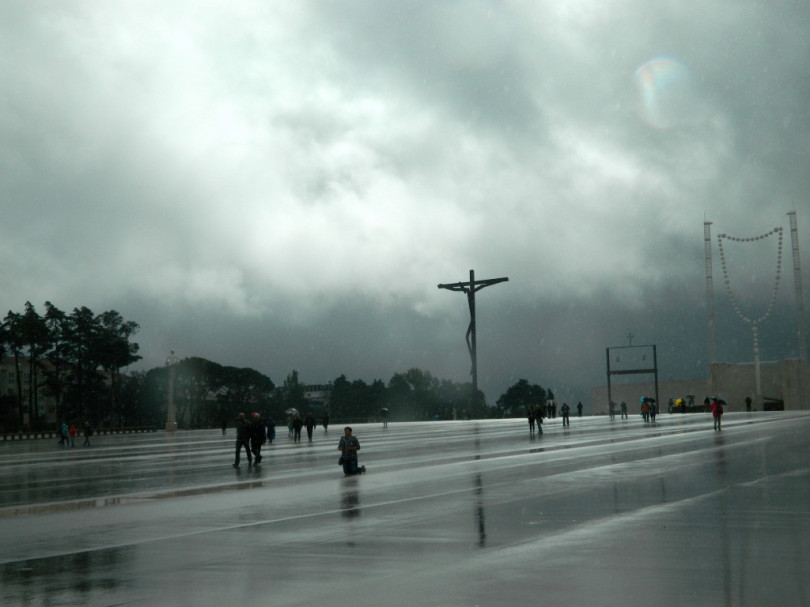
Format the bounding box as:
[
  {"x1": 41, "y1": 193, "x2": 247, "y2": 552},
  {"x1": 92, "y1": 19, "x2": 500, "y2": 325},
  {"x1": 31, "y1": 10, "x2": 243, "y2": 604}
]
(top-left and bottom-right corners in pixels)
[{"x1": 165, "y1": 350, "x2": 179, "y2": 432}]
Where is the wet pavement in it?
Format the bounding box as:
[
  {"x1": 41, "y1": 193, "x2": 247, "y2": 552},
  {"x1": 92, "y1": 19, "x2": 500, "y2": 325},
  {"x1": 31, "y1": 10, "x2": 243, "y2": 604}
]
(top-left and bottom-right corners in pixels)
[{"x1": 1, "y1": 411, "x2": 809, "y2": 606}]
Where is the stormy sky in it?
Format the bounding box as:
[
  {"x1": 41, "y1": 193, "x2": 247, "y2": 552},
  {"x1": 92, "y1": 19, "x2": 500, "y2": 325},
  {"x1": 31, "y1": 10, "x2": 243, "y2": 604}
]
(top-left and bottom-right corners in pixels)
[{"x1": 2, "y1": 1, "x2": 808, "y2": 408}]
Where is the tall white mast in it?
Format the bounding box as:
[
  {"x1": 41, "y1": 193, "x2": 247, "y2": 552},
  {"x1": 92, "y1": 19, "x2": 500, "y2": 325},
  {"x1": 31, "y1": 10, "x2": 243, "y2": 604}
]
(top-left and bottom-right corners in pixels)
[
  {"x1": 704, "y1": 220, "x2": 716, "y2": 365},
  {"x1": 788, "y1": 211, "x2": 807, "y2": 360}
]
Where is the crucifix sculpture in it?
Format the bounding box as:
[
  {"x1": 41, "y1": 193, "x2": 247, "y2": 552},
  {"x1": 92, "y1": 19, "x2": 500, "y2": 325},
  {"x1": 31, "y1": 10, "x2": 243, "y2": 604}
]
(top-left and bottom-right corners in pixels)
[{"x1": 438, "y1": 269, "x2": 509, "y2": 404}]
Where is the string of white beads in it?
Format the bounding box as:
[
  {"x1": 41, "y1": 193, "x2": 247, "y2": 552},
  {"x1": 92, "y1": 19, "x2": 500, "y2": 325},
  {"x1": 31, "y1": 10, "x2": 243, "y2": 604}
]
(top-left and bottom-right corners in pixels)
[{"x1": 717, "y1": 227, "x2": 783, "y2": 326}]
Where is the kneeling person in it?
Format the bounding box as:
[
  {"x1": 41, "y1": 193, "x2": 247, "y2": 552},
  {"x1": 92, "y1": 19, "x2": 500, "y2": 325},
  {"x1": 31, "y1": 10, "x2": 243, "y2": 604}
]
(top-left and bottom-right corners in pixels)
[{"x1": 338, "y1": 426, "x2": 365, "y2": 475}]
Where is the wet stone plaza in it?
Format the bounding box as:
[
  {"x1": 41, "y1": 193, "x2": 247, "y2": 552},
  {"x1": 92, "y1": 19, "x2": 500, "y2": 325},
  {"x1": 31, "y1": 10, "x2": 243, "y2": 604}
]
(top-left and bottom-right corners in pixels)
[{"x1": 1, "y1": 411, "x2": 809, "y2": 606}]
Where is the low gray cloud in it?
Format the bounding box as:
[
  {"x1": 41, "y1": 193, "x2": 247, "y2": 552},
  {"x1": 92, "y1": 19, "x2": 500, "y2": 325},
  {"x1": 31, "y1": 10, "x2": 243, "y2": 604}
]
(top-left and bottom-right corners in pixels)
[{"x1": 1, "y1": 1, "x2": 807, "y2": 407}]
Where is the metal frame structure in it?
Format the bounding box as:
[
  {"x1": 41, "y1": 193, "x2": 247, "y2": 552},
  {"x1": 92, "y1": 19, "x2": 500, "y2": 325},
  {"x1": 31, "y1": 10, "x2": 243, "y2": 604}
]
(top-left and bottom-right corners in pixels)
[{"x1": 606, "y1": 344, "x2": 659, "y2": 411}]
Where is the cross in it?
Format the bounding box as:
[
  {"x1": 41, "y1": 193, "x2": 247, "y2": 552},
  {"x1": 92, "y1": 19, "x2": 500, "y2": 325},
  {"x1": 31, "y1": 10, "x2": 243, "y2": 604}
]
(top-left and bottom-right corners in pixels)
[{"x1": 438, "y1": 269, "x2": 509, "y2": 405}]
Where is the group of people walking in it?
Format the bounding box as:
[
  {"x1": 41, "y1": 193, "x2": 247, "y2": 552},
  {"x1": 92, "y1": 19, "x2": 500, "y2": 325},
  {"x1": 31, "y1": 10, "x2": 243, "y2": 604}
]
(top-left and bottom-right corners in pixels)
[
  {"x1": 58, "y1": 421, "x2": 92, "y2": 447},
  {"x1": 527, "y1": 401, "x2": 581, "y2": 434},
  {"x1": 607, "y1": 395, "x2": 726, "y2": 431},
  {"x1": 231, "y1": 412, "x2": 366, "y2": 476},
  {"x1": 232, "y1": 412, "x2": 277, "y2": 467}
]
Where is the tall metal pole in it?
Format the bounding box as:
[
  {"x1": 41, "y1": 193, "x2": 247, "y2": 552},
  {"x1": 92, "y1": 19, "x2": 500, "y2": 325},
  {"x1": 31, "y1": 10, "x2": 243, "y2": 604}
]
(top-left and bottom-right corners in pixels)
[
  {"x1": 704, "y1": 220, "x2": 716, "y2": 365},
  {"x1": 788, "y1": 211, "x2": 807, "y2": 360},
  {"x1": 438, "y1": 270, "x2": 508, "y2": 405},
  {"x1": 165, "y1": 350, "x2": 179, "y2": 432},
  {"x1": 653, "y1": 344, "x2": 659, "y2": 413}
]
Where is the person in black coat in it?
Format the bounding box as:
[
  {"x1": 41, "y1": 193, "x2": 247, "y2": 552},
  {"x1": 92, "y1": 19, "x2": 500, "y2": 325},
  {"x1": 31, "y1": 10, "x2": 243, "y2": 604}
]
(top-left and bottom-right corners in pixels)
[
  {"x1": 249, "y1": 413, "x2": 266, "y2": 464},
  {"x1": 233, "y1": 413, "x2": 252, "y2": 467},
  {"x1": 304, "y1": 412, "x2": 317, "y2": 442},
  {"x1": 292, "y1": 414, "x2": 304, "y2": 442}
]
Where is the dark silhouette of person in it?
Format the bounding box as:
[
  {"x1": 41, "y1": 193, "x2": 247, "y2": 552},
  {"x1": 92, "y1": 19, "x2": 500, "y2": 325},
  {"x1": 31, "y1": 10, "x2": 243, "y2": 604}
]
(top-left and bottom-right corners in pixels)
[
  {"x1": 292, "y1": 414, "x2": 303, "y2": 442},
  {"x1": 249, "y1": 413, "x2": 266, "y2": 464},
  {"x1": 561, "y1": 402, "x2": 570, "y2": 427},
  {"x1": 304, "y1": 412, "x2": 316, "y2": 441},
  {"x1": 221, "y1": 419, "x2": 227, "y2": 435},
  {"x1": 265, "y1": 417, "x2": 276, "y2": 443},
  {"x1": 322, "y1": 413, "x2": 329, "y2": 433},
  {"x1": 233, "y1": 413, "x2": 252, "y2": 467},
  {"x1": 577, "y1": 402, "x2": 583, "y2": 417}
]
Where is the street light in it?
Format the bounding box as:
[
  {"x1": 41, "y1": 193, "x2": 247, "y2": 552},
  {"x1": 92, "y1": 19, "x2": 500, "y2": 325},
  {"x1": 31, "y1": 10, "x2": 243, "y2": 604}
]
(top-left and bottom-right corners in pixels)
[{"x1": 165, "y1": 350, "x2": 180, "y2": 432}]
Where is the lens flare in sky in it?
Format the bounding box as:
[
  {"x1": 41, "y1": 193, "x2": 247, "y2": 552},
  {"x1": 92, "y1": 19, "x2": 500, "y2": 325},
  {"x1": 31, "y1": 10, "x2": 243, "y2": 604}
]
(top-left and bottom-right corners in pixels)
[{"x1": 633, "y1": 57, "x2": 693, "y2": 129}]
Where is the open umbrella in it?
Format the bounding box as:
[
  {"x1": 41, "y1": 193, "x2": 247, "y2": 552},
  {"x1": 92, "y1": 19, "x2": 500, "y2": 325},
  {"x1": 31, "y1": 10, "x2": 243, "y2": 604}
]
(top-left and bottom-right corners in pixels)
[{"x1": 285, "y1": 408, "x2": 298, "y2": 416}]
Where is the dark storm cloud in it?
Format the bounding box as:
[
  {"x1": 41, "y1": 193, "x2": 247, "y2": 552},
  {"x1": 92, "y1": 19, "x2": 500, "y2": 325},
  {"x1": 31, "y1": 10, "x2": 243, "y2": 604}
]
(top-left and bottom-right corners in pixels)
[{"x1": 0, "y1": 1, "x2": 807, "y2": 406}]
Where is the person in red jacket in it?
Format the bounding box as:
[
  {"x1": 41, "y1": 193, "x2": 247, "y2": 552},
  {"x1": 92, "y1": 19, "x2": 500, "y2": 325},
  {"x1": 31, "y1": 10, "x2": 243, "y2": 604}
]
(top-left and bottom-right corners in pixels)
[{"x1": 711, "y1": 399, "x2": 724, "y2": 431}]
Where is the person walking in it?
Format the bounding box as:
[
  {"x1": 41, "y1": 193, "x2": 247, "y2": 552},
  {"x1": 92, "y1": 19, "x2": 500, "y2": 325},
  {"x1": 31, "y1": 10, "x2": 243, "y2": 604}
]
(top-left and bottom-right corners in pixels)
[
  {"x1": 58, "y1": 422, "x2": 69, "y2": 447},
  {"x1": 608, "y1": 402, "x2": 616, "y2": 420},
  {"x1": 561, "y1": 402, "x2": 570, "y2": 427},
  {"x1": 266, "y1": 416, "x2": 276, "y2": 444},
  {"x1": 292, "y1": 414, "x2": 303, "y2": 442},
  {"x1": 380, "y1": 408, "x2": 389, "y2": 429},
  {"x1": 712, "y1": 399, "x2": 724, "y2": 431},
  {"x1": 577, "y1": 402, "x2": 583, "y2": 417},
  {"x1": 249, "y1": 413, "x2": 266, "y2": 464},
  {"x1": 650, "y1": 401, "x2": 657, "y2": 423},
  {"x1": 641, "y1": 400, "x2": 650, "y2": 423},
  {"x1": 82, "y1": 421, "x2": 92, "y2": 447},
  {"x1": 620, "y1": 401, "x2": 628, "y2": 419},
  {"x1": 527, "y1": 405, "x2": 536, "y2": 435},
  {"x1": 322, "y1": 413, "x2": 329, "y2": 434},
  {"x1": 221, "y1": 419, "x2": 227, "y2": 435},
  {"x1": 304, "y1": 412, "x2": 316, "y2": 442},
  {"x1": 338, "y1": 426, "x2": 365, "y2": 476},
  {"x1": 233, "y1": 413, "x2": 252, "y2": 467},
  {"x1": 68, "y1": 424, "x2": 77, "y2": 447}
]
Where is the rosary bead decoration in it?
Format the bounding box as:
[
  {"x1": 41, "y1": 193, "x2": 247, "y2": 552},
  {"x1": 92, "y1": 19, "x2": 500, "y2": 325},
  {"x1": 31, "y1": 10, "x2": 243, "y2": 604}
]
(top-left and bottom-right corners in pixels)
[{"x1": 717, "y1": 227, "x2": 783, "y2": 327}]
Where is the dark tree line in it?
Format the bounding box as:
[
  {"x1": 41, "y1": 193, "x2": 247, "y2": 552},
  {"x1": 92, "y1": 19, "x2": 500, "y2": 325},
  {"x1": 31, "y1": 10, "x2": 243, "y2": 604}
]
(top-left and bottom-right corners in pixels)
[
  {"x1": 0, "y1": 302, "x2": 553, "y2": 431},
  {"x1": 0, "y1": 302, "x2": 141, "y2": 430},
  {"x1": 128, "y1": 363, "x2": 552, "y2": 429},
  {"x1": 495, "y1": 378, "x2": 551, "y2": 418}
]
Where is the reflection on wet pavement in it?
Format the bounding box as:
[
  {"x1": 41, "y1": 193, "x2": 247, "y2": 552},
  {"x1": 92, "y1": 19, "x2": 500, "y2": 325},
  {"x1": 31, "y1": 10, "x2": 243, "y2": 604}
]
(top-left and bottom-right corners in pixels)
[{"x1": 1, "y1": 412, "x2": 808, "y2": 606}]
